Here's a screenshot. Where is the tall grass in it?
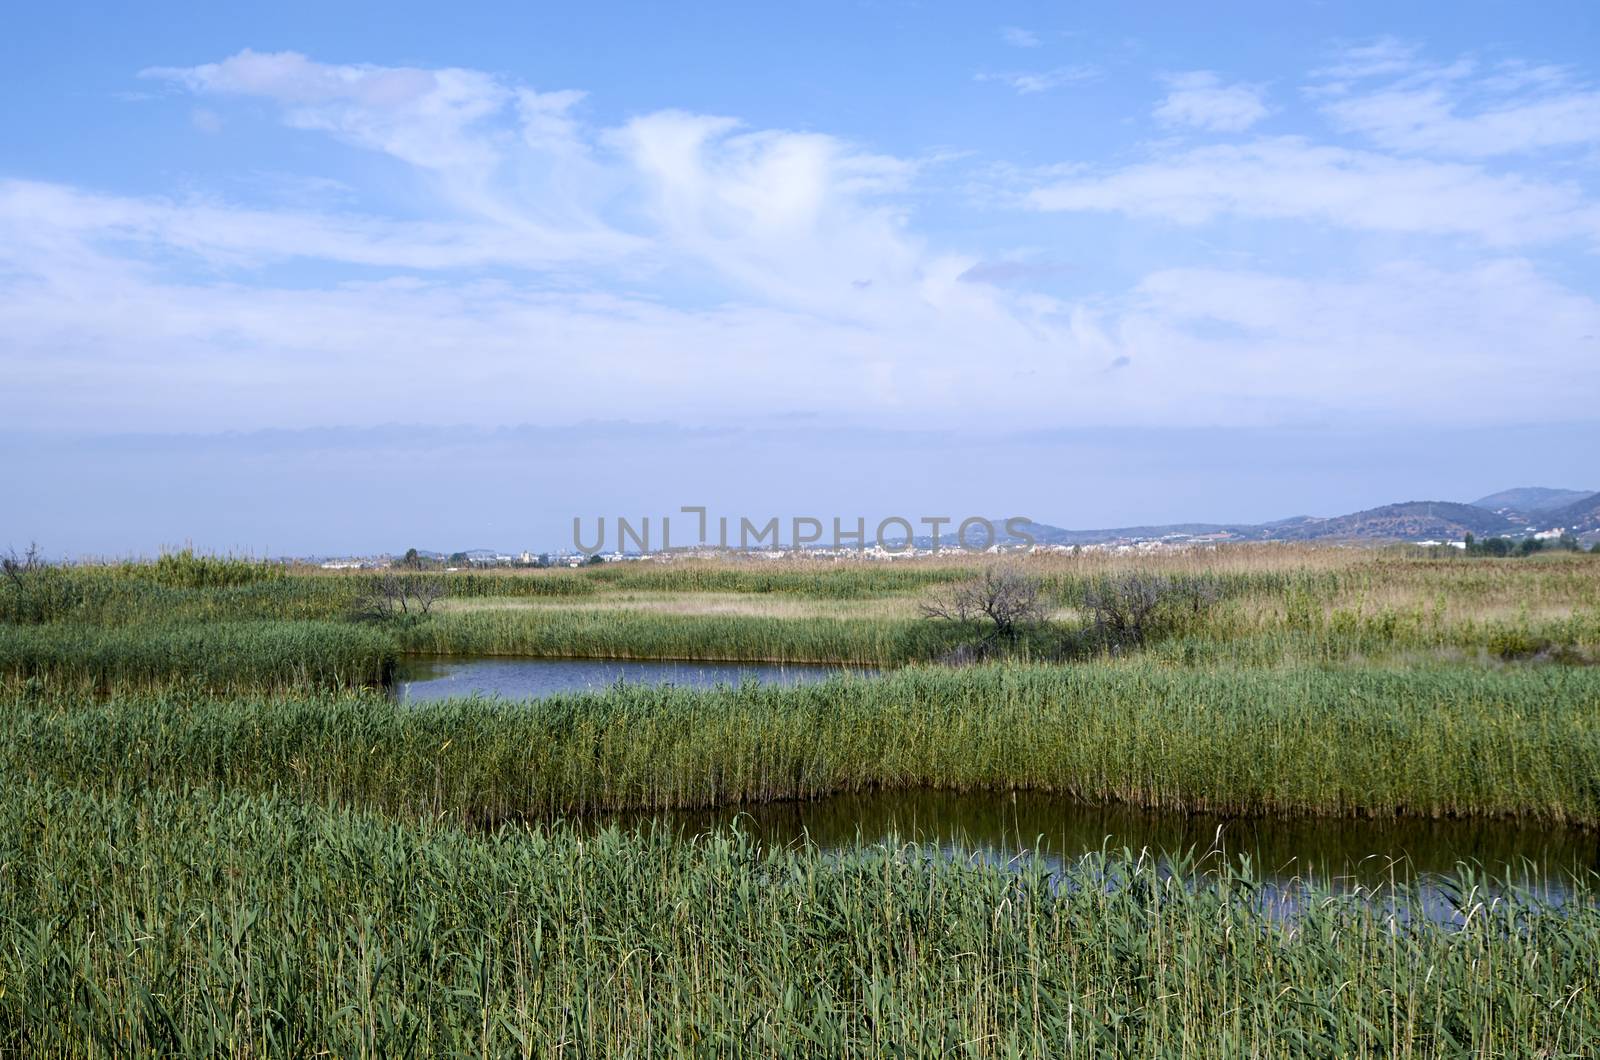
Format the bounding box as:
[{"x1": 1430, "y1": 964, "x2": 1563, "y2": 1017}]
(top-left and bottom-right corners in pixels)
[
  {"x1": 5, "y1": 546, "x2": 1598, "y2": 1054},
  {"x1": 400, "y1": 609, "x2": 971, "y2": 664},
  {"x1": 1, "y1": 778, "x2": 1596, "y2": 1057},
  {"x1": 9, "y1": 663, "x2": 1599, "y2": 825},
  {"x1": 11, "y1": 548, "x2": 1597, "y2": 669},
  {"x1": 0, "y1": 621, "x2": 396, "y2": 692}
]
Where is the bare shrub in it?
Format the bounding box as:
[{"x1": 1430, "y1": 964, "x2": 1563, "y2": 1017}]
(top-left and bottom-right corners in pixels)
[
  {"x1": 1081, "y1": 572, "x2": 1220, "y2": 648},
  {"x1": 1, "y1": 543, "x2": 78, "y2": 624},
  {"x1": 1, "y1": 542, "x2": 45, "y2": 585},
  {"x1": 354, "y1": 573, "x2": 447, "y2": 622},
  {"x1": 1082, "y1": 572, "x2": 1168, "y2": 646},
  {"x1": 921, "y1": 566, "x2": 1048, "y2": 647}
]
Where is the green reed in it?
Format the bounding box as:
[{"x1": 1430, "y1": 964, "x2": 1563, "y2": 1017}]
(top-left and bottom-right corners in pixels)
[
  {"x1": 8, "y1": 662, "x2": 1598, "y2": 825},
  {"x1": 400, "y1": 609, "x2": 971, "y2": 665},
  {"x1": 0, "y1": 621, "x2": 396, "y2": 693},
  {"x1": 1, "y1": 778, "x2": 1595, "y2": 1058}
]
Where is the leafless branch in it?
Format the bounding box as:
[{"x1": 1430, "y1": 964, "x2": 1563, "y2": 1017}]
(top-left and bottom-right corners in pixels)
[
  {"x1": 920, "y1": 566, "x2": 1048, "y2": 644},
  {"x1": 354, "y1": 573, "x2": 447, "y2": 621}
]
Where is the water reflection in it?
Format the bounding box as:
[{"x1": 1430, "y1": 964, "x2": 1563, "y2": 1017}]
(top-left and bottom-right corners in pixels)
[
  {"x1": 597, "y1": 789, "x2": 1600, "y2": 905},
  {"x1": 394, "y1": 655, "x2": 867, "y2": 704}
]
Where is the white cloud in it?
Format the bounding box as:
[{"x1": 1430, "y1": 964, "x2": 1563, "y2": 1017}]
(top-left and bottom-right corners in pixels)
[
  {"x1": 1305, "y1": 41, "x2": 1600, "y2": 157},
  {"x1": 1311, "y1": 37, "x2": 1424, "y2": 82},
  {"x1": 1318, "y1": 64, "x2": 1600, "y2": 157},
  {"x1": 0, "y1": 179, "x2": 641, "y2": 271},
  {"x1": 145, "y1": 51, "x2": 514, "y2": 173},
  {"x1": 975, "y1": 66, "x2": 1098, "y2": 95},
  {"x1": 1000, "y1": 26, "x2": 1041, "y2": 48},
  {"x1": 143, "y1": 50, "x2": 611, "y2": 245},
  {"x1": 1153, "y1": 72, "x2": 1269, "y2": 132},
  {"x1": 1327, "y1": 86, "x2": 1600, "y2": 156},
  {"x1": 608, "y1": 111, "x2": 934, "y2": 314},
  {"x1": 6, "y1": 167, "x2": 1596, "y2": 435},
  {"x1": 136, "y1": 51, "x2": 975, "y2": 320},
  {"x1": 3, "y1": 47, "x2": 1598, "y2": 440},
  {"x1": 6, "y1": 53, "x2": 1095, "y2": 430},
  {"x1": 1118, "y1": 259, "x2": 1600, "y2": 418},
  {"x1": 1027, "y1": 137, "x2": 1600, "y2": 247}
]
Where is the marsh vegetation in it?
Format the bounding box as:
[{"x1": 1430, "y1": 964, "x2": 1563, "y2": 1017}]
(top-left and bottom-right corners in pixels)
[{"x1": 2, "y1": 544, "x2": 1599, "y2": 1053}]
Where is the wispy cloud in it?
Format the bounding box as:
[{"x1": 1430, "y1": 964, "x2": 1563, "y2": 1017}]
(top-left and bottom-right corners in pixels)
[
  {"x1": 1311, "y1": 36, "x2": 1423, "y2": 82},
  {"x1": 957, "y1": 259, "x2": 1075, "y2": 285},
  {"x1": 1026, "y1": 137, "x2": 1600, "y2": 247},
  {"x1": 2, "y1": 45, "x2": 1597, "y2": 445},
  {"x1": 999, "y1": 26, "x2": 1041, "y2": 48},
  {"x1": 1310, "y1": 42, "x2": 1600, "y2": 157},
  {"x1": 1153, "y1": 71, "x2": 1269, "y2": 132},
  {"x1": 975, "y1": 65, "x2": 1099, "y2": 95}
]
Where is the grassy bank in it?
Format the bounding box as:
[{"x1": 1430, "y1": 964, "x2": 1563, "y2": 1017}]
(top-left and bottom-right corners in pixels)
[
  {"x1": 2, "y1": 778, "x2": 1596, "y2": 1058},
  {"x1": 3, "y1": 547, "x2": 1598, "y2": 1054},
  {"x1": 9, "y1": 663, "x2": 1598, "y2": 825},
  {"x1": 3, "y1": 549, "x2": 1596, "y2": 678},
  {"x1": 0, "y1": 621, "x2": 396, "y2": 693},
  {"x1": 398, "y1": 608, "x2": 970, "y2": 665}
]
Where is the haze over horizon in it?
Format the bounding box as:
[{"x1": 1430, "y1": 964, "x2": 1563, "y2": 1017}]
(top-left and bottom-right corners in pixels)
[{"x1": 5, "y1": 2, "x2": 1599, "y2": 555}]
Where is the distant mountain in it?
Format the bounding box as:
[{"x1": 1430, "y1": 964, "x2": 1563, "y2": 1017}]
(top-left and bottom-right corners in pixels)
[
  {"x1": 1542, "y1": 492, "x2": 1600, "y2": 534},
  {"x1": 997, "y1": 519, "x2": 1252, "y2": 546},
  {"x1": 1470, "y1": 487, "x2": 1594, "y2": 513},
  {"x1": 1260, "y1": 501, "x2": 1523, "y2": 542},
  {"x1": 989, "y1": 501, "x2": 1528, "y2": 549}
]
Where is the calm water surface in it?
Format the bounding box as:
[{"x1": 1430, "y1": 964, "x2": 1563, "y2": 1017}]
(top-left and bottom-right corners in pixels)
[
  {"x1": 396, "y1": 656, "x2": 1598, "y2": 908},
  {"x1": 394, "y1": 655, "x2": 864, "y2": 704},
  {"x1": 606, "y1": 789, "x2": 1599, "y2": 892},
  {"x1": 603, "y1": 791, "x2": 1600, "y2": 920}
]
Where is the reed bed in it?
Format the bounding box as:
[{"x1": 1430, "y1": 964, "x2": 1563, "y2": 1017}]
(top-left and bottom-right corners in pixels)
[
  {"x1": 402, "y1": 600, "x2": 1600, "y2": 670},
  {"x1": 9, "y1": 663, "x2": 1598, "y2": 825},
  {"x1": 1, "y1": 778, "x2": 1596, "y2": 1057},
  {"x1": 6, "y1": 546, "x2": 1599, "y2": 1055},
  {"x1": 7, "y1": 590, "x2": 1594, "y2": 676},
  {"x1": 0, "y1": 621, "x2": 396, "y2": 693},
  {"x1": 11, "y1": 550, "x2": 1596, "y2": 673},
  {"x1": 399, "y1": 609, "x2": 969, "y2": 665},
  {"x1": 7, "y1": 603, "x2": 1593, "y2": 686}
]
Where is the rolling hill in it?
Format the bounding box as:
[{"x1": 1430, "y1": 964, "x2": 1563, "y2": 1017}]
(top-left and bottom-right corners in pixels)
[
  {"x1": 998, "y1": 499, "x2": 1537, "y2": 548},
  {"x1": 1541, "y1": 492, "x2": 1600, "y2": 535},
  {"x1": 1261, "y1": 502, "x2": 1524, "y2": 542},
  {"x1": 1470, "y1": 487, "x2": 1595, "y2": 514}
]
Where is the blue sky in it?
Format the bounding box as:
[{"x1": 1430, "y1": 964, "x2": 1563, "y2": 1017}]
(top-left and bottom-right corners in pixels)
[{"x1": 3, "y1": 2, "x2": 1599, "y2": 555}]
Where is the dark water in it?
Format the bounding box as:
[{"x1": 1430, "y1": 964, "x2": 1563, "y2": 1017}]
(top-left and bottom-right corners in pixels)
[
  {"x1": 600, "y1": 789, "x2": 1600, "y2": 906},
  {"x1": 394, "y1": 655, "x2": 863, "y2": 704},
  {"x1": 394, "y1": 657, "x2": 1597, "y2": 909}
]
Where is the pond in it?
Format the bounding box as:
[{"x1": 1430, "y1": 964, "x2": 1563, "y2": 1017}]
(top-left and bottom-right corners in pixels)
[
  {"x1": 598, "y1": 789, "x2": 1600, "y2": 909},
  {"x1": 393, "y1": 656, "x2": 1599, "y2": 910},
  {"x1": 393, "y1": 655, "x2": 865, "y2": 704}
]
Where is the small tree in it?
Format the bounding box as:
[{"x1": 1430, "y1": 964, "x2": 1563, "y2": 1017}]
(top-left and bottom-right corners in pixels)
[
  {"x1": 920, "y1": 566, "x2": 1048, "y2": 647},
  {"x1": 354, "y1": 573, "x2": 446, "y2": 622},
  {"x1": 1080, "y1": 572, "x2": 1216, "y2": 648},
  {"x1": 1082, "y1": 572, "x2": 1165, "y2": 647}
]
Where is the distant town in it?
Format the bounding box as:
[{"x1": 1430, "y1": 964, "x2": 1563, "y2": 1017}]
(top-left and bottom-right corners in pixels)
[{"x1": 306, "y1": 490, "x2": 1599, "y2": 570}]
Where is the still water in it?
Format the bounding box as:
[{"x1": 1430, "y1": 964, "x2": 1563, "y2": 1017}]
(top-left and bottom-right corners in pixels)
[
  {"x1": 394, "y1": 656, "x2": 1598, "y2": 906},
  {"x1": 394, "y1": 655, "x2": 861, "y2": 704},
  {"x1": 602, "y1": 788, "x2": 1599, "y2": 895}
]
